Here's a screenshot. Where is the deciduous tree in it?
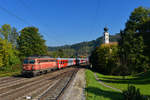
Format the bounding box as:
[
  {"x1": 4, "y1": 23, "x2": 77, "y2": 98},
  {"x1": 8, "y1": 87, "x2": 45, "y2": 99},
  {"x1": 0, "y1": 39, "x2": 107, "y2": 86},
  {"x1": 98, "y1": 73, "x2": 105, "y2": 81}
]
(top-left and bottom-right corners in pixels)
[
  {"x1": 0, "y1": 38, "x2": 20, "y2": 69},
  {"x1": 0, "y1": 24, "x2": 11, "y2": 40},
  {"x1": 119, "y1": 6, "x2": 150, "y2": 74},
  {"x1": 17, "y1": 27, "x2": 48, "y2": 58}
]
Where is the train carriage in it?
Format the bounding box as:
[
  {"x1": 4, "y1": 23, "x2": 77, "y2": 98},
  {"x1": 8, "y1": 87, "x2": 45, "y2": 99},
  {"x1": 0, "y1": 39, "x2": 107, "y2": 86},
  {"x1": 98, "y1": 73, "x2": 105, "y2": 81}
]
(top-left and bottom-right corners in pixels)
[
  {"x1": 56, "y1": 58, "x2": 76, "y2": 69},
  {"x1": 68, "y1": 58, "x2": 76, "y2": 66},
  {"x1": 57, "y1": 58, "x2": 68, "y2": 69}
]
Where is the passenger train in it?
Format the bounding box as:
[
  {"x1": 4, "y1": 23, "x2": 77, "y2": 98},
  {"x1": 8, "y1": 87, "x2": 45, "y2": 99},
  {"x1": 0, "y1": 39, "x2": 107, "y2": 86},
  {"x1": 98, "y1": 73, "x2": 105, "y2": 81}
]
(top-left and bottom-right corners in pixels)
[{"x1": 22, "y1": 57, "x2": 88, "y2": 77}]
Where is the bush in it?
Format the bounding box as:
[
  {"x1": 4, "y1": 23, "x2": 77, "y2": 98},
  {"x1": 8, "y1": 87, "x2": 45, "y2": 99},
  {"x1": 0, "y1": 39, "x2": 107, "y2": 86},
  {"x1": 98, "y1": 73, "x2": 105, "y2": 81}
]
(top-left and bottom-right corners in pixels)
[
  {"x1": 90, "y1": 43, "x2": 120, "y2": 75},
  {"x1": 0, "y1": 39, "x2": 21, "y2": 71},
  {"x1": 123, "y1": 85, "x2": 148, "y2": 100}
]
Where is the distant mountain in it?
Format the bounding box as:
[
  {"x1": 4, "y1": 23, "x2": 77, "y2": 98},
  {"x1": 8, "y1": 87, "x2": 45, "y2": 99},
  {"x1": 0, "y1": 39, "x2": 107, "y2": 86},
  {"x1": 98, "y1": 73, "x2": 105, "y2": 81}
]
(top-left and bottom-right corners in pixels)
[{"x1": 48, "y1": 34, "x2": 120, "y2": 57}]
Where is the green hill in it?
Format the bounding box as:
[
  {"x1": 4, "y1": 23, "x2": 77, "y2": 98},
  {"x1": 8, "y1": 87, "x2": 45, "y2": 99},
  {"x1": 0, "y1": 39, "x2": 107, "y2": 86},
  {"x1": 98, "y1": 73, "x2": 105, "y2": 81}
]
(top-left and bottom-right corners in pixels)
[{"x1": 48, "y1": 34, "x2": 120, "y2": 57}]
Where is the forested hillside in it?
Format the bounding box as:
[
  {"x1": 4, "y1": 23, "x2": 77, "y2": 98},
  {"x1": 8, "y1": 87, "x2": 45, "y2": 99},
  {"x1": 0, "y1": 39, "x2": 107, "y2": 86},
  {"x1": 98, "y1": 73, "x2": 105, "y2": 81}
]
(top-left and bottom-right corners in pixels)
[{"x1": 48, "y1": 34, "x2": 120, "y2": 57}]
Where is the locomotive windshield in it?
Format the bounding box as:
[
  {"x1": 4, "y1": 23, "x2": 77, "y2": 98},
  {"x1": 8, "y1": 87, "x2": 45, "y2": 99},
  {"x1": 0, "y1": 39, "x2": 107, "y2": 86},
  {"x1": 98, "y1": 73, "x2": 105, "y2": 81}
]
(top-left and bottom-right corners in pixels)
[{"x1": 23, "y1": 59, "x2": 35, "y2": 64}]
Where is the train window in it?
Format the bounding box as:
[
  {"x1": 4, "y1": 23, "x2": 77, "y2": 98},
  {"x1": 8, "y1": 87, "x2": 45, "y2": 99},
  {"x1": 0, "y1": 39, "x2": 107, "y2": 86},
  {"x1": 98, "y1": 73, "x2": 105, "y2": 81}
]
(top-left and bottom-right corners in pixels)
[
  {"x1": 23, "y1": 59, "x2": 28, "y2": 64},
  {"x1": 69, "y1": 60, "x2": 73, "y2": 63},
  {"x1": 29, "y1": 60, "x2": 35, "y2": 64},
  {"x1": 23, "y1": 59, "x2": 35, "y2": 64},
  {"x1": 48, "y1": 60, "x2": 56, "y2": 62},
  {"x1": 40, "y1": 60, "x2": 49, "y2": 62}
]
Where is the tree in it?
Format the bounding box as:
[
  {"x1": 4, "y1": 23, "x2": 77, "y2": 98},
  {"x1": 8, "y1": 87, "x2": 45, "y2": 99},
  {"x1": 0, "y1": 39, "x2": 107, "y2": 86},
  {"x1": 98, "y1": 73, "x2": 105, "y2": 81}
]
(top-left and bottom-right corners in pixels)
[
  {"x1": 0, "y1": 24, "x2": 11, "y2": 40},
  {"x1": 0, "y1": 38, "x2": 20, "y2": 69},
  {"x1": 119, "y1": 30, "x2": 149, "y2": 74},
  {"x1": 0, "y1": 24, "x2": 19, "y2": 48},
  {"x1": 9, "y1": 27, "x2": 19, "y2": 48},
  {"x1": 119, "y1": 6, "x2": 150, "y2": 74},
  {"x1": 0, "y1": 47, "x2": 3, "y2": 67},
  {"x1": 58, "y1": 49, "x2": 64, "y2": 57},
  {"x1": 90, "y1": 43, "x2": 119, "y2": 75},
  {"x1": 125, "y1": 6, "x2": 150, "y2": 31},
  {"x1": 0, "y1": 24, "x2": 20, "y2": 71},
  {"x1": 138, "y1": 20, "x2": 150, "y2": 58},
  {"x1": 0, "y1": 39, "x2": 9, "y2": 67},
  {"x1": 17, "y1": 27, "x2": 48, "y2": 58},
  {"x1": 63, "y1": 48, "x2": 75, "y2": 57}
]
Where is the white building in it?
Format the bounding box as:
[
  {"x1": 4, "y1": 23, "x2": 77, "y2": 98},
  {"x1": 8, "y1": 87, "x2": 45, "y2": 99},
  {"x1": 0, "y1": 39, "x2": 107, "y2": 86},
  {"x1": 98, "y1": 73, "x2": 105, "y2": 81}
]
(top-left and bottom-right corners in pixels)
[{"x1": 103, "y1": 27, "x2": 109, "y2": 44}]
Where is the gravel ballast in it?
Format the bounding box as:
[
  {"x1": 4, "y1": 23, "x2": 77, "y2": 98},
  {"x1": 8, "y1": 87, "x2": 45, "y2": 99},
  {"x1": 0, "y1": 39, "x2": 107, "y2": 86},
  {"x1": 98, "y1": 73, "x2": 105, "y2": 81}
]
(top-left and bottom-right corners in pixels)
[{"x1": 60, "y1": 68, "x2": 86, "y2": 100}]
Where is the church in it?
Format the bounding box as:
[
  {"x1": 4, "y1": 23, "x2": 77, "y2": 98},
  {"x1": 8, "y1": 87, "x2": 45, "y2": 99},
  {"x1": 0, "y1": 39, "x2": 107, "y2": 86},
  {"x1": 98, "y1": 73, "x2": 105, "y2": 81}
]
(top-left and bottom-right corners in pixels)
[
  {"x1": 103, "y1": 27, "x2": 109, "y2": 44},
  {"x1": 102, "y1": 27, "x2": 118, "y2": 46}
]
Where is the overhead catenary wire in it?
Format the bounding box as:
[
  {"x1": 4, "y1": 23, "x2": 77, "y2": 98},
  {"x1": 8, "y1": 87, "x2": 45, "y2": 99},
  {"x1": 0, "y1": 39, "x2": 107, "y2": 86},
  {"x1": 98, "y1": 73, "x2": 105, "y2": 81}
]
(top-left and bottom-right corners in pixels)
[
  {"x1": 0, "y1": 2, "x2": 69, "y2": 46},
  {"x1": 0, "y1": 3, "x2": 52, "y2": 43},
  {"x1": 17, "y1": 0, "x2": 66, "y2": 46},
  {"x1": 0, "y1": 5, "x2": 31, "y2": 26}
]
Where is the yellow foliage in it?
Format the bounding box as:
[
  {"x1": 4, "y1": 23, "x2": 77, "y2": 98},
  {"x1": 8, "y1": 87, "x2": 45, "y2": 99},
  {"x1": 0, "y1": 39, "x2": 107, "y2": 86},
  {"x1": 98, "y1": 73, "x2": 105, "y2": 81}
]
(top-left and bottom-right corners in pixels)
[
  {"x1": 0, "y1": 39, "x2": 12, "y2": 67},
  {"x1": 0, "y1": 54, "x2": 3, "y2": 67},
  {"x1": 100, "y1": 42, "x2": 118, "y2": 48}
]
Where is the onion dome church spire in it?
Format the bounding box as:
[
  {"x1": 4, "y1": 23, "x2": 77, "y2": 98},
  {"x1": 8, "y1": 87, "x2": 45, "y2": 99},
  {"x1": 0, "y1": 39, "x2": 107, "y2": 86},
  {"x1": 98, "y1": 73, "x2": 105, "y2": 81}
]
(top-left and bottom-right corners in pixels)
[{"x1": 103, "y1": 27, "x2": 109, "y2": 44}]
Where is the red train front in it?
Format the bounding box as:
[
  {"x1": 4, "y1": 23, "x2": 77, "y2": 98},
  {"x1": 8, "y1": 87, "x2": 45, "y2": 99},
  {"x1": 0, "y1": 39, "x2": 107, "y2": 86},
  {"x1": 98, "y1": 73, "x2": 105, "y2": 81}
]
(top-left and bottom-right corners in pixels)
[{"x1": 22, "y1": 57, "x2": 57, "y2": 77}]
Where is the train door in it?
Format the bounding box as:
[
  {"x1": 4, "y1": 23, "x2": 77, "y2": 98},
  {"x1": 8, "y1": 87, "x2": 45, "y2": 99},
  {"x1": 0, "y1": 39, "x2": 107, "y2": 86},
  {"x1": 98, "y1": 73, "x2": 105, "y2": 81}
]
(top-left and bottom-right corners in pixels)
[{"x1": 57, "y1": 58, "x2": 61, "y2": 69}]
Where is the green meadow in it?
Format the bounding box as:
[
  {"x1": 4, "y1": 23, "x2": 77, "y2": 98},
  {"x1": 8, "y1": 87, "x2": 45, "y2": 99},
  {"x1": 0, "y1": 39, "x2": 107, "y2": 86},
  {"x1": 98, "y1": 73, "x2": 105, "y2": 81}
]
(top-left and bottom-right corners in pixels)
[{"x1": 85, "y1": 69, "x2": 150, "y2": 100}]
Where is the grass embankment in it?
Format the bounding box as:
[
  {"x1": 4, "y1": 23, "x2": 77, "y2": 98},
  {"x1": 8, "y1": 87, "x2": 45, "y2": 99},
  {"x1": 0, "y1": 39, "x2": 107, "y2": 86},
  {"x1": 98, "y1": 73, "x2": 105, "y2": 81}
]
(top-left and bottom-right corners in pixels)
[
  {"x1": 96, "y1": 71, "x2": 150, "y2": 97},
  {"x1": 85, "y1": 70, "x2": 123, "y2": 100},
  {"x1": 86, "y1": 69, "x2": 150, "y2": 100}
]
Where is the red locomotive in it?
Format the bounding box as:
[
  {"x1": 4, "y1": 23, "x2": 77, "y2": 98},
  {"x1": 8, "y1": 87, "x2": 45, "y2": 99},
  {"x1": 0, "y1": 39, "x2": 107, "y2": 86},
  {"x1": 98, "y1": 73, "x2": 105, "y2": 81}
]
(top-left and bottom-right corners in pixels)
[{"x1": 22, "y1": 57, "x2": 88, "y2": 77}]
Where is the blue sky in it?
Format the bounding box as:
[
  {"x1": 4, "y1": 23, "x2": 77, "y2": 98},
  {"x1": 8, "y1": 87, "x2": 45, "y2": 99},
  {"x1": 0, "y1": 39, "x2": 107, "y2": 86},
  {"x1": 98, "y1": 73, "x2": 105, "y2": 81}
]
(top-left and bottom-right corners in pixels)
[{"x1": 0, "y1": 0, "x2": 150, "y2": 46}]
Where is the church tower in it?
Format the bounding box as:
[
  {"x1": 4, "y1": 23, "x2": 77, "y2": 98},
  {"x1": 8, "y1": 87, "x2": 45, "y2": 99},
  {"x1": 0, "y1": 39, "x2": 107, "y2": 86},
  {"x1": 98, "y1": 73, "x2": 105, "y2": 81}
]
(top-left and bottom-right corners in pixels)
[{"x1": 103, "y1": 27, "x2": 109, "y2": 44}]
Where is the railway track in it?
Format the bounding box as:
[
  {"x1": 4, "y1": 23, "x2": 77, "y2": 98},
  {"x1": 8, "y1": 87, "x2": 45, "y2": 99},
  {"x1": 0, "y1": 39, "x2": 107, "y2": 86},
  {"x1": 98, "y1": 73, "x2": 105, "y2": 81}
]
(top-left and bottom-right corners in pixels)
[
  {"x1": 0, "y1": 77, "x2": 23, "y2": 84},
  {"x1": 38, "y1": 68, "x2": 78, "y2": 100},
  {"x1": 0, "y1": 67, "x2": 79, "y2": 100}
]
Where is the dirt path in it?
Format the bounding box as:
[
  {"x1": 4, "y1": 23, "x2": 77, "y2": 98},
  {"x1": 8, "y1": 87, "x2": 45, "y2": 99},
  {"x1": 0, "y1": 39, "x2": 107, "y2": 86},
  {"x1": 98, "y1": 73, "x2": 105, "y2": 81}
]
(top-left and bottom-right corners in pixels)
[{"x1": 94, "y1": 73, "x2": 122, "y2": 92}]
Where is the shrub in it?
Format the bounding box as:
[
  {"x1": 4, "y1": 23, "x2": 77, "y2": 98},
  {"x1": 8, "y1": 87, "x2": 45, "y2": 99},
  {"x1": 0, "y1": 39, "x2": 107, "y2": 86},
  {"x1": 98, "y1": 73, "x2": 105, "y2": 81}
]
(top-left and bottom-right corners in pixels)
[
  {"x1": 123, "y1": 85, "x2": 148, "y2": 100},
  {"x1": 90, "y1": 43, "x2": 120, "y2": 75}
]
